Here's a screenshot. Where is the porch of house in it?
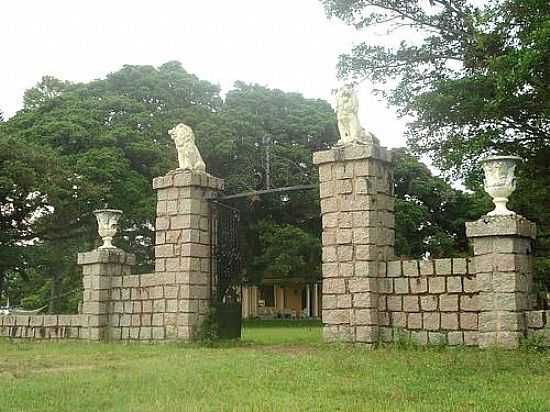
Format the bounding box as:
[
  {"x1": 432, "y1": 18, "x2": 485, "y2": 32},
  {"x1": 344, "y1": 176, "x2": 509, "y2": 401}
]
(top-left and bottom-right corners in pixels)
[{"x1": 241, "y1": 279, "x2": 321, "y2": 320}]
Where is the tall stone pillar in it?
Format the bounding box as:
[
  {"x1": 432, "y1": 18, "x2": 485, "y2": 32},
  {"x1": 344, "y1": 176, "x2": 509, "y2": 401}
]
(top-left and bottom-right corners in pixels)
[
  {"x1": 313, "y1": 144, "x2": 393, "y2": 344},
  {"x1": 466, "y1": 215, "x2": 536, "y2": 348},
  {"x1": 153, "y1": 169, "x2": 223, "y2": 340},
  {"x1": 77, "y1": 248, "x2": 135, "y2": 340}
]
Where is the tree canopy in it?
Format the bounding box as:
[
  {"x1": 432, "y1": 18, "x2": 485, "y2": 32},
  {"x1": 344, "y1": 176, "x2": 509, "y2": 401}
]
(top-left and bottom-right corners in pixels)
[{"x1": 0, "y1": 63, "x2": 339, "y2": 308}]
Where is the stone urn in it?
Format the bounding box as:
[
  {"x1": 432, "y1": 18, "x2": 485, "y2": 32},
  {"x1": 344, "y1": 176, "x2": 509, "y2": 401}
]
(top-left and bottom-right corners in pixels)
[
  {"x1": 93, "y1": 209, "x2": 123, "y2": 249},
  {"x1": 480, "y1": 156, "x2": 522, "y2": 216}
]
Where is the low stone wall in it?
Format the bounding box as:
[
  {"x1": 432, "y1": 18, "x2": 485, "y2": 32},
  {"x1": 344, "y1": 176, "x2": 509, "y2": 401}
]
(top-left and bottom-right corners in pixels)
[
  {"x1": 0, "y1": 267, "x2": 209, "y2": 342},
  {"x1": 378, "y1": 257, "x2": 479, "y2": 345},
  {"x1": 106, "y1": 272, "x2": 208, "y2": 341},
  {"x1": 0, "y1": 314, "x2": 88, "y2": 339},
  {"x1": 526, "y1": 310, "x2": 550, "y2": 345}
]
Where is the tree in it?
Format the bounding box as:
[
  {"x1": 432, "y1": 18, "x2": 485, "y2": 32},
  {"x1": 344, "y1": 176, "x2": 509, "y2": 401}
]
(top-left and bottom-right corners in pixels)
[
  {"x1": 0, "y1": 132, "x2": 84, "y2": 303},
  {"x1": 1, "y1": 65, "x2": 339, "y2": 303},
  {"x1": 3, "y1": 63, "x2": 227, "y2": 273},
  {"x1": 393, "y1": 148, "x2": 486, "y2": 258},
  {"x1": 0, "y1": 62, "x2": 231, "y2": 305},
  {"x1": 249, "y1": 221, "x2": 321, "y2": 284},
  {"x1": 322, "y1": 0, "x2": 550, "y2": 287},
  {"x1": 216, "y1": 83, "x2": 338, "y2": 284}
]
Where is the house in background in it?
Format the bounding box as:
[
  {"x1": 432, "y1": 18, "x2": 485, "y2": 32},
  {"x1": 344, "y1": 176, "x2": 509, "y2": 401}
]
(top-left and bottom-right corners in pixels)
[{"x1": 241, "y1": 275, "x2": 321, "y2": 319}]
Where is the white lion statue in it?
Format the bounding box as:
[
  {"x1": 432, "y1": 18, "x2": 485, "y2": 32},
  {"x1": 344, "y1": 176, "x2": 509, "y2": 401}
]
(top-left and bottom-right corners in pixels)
[
  {"x1": 336, "y1": 84, "x2": 379, "y2": 146},
  {"x1": 168, "y1": 123, "x2": 206, "y2": 172}
]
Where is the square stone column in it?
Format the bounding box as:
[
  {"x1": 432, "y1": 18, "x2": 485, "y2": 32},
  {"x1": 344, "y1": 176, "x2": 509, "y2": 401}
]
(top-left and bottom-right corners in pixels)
[
  {"x1": 153, "y1": 170, "x2": 223, "y2": 340},
  {"x1": 77, "y1": 248, "x2": 135, "y2": 340},
  {"x1": 466, "y1": 215, "x2": 536, "y2": 348},
  {"x1": 313, "y1": 144, "x2": 394, "y2": 344}
]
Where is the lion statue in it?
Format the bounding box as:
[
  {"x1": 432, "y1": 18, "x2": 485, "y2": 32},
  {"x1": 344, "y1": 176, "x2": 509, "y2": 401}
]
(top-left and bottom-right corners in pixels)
[
  {"x1": 336, "y1": 84, "x2": 379, "y2": 146},
  {"x1": 168, "y1": 123, "x2": 206, "y2": 172}
]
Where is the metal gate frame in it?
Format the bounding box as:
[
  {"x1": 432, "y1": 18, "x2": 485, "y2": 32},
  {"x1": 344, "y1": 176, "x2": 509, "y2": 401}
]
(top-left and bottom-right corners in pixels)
[{"x1": 208, "y1": 200, "x2": 241, "y2": 304}]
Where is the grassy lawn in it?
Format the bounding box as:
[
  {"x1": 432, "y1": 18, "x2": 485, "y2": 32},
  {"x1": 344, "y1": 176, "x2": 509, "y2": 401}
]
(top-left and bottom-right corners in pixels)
[{"x1": 1, "y1": 321, "x2": 550, "y2": 412}]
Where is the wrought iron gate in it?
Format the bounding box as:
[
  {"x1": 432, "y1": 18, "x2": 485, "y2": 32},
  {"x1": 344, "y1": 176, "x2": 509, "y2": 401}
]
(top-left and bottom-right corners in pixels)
[{"x1": 208, "y1": 201, "x2": 241, "y2": 303}]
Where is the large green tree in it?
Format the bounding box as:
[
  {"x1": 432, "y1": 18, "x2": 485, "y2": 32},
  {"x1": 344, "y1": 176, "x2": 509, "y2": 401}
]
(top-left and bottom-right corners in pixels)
[
  {"x1": 0, "y1": 65, "x2": 340, "y2": 305},
  {"x1": 393, "y1": 148, "x2": 487, "y2": 258},
  {"x1": 0, "y1": 62, "x2": 229, "y2": 306},
  {"x1": 215, "y1": 82, "x2": 338, "y2": 284}
]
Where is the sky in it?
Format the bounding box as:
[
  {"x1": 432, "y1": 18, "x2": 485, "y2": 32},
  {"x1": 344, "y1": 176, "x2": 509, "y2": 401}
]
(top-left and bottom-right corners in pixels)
[{"x1": 0, "y1": 0, "x2": 408, "y2": 148}]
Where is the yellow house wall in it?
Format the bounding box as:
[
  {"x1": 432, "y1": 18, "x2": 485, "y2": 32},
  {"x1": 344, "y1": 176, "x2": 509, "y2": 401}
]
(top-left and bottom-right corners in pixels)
[{"x1": 285, "y1": 285, "x2": 303, "y2": 313}]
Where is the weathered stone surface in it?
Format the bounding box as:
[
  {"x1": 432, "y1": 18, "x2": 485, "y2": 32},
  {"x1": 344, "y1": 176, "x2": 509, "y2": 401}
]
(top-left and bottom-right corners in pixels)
[
  {"x1": 407, "y1": 313, "x2": 422, "y2": 329},
  {"x1": 527, "y1": 310, "x2": 544, "y2": 329},
  {"x1": 447, "y1": 331, "x2": 464, "y2": 346},
  {"x1": 428, "y1": 277, "x2": 445, "y2": 294},
  {"x1": 460, "y1": 313, "x2": 478, "y2": 330},
  {"x1": 438, "y1": 294, "x2": 458, "y2": 312},
  {"x1": 466, "y1": 215, "x2": 536, "y2": 239},
  {"x1": 410, "y1": 277, "x2": 428, "y2": 294},
  {"x1": 447, "y1": 277, "x2": 463, "y2": 293},
  {"x1": 435, "y1": 259, "x2": 452, "y2": 276},
  {"x1": 394, "y1": 277, "x2": 409, "y2": 294},
  {"x1": 402, "y1": 260, "x2": 419, "y2": 277},
  {"x1": 419, "y1": 260, "x2": 434, "y2": 276},
  {"x1": 423, "y1": 313, "x2": 440, "y2": 331},
  {"x1": 323, "y1": 309, "x2": 351, "y2": 325},
  {"x1": 387, "y1": 261, "x2": 402, "y2": 277},
  {"x1": 441, "y1": 313, "x2": 459, "y2": 330},
  {"x1": 403, "y1": 296, "x2": 420, "y2": 312},
  {"x1": 420, "y1": 295, "x2": 438, "y2": 312}
]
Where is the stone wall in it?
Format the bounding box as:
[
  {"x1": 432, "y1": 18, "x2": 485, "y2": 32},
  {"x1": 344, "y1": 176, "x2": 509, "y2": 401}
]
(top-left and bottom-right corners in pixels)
[
  {"x1": 526, "y1": 310, "x2": 550, "y2": 345},
  {"x1": 313, "y1": 145, "x2": 545, "y2": 349},
  {"x1": 0, "y1": 169, "x2": 223, "y2": 342},
  {"x1": 0, "y1": 315, "x2": 88, "y2": 339},
  {"x1": 378, "y1": 258, "x2": 479, "y2": 346},
  {"x1": 106, "y1": 271, "x2": 206, "y2": 341}
]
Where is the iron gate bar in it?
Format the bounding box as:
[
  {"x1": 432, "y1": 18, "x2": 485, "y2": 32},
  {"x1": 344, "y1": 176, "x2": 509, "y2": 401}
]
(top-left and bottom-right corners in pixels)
[
  {"x1": 208, "y1": 200, "x2": 241, "y2": 304},
  {"x1": 213, "y1": 184, "x2": 317, "y2": 201}
]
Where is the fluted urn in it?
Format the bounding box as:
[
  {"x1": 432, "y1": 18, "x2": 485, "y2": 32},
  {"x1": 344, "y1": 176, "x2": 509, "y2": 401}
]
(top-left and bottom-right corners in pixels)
[
  {"x1": 93, "y1": 209, "x2": 123, "y2": 249},
  {"x1": 480, "y1": 156, "x2": 522, "y2": 216}
]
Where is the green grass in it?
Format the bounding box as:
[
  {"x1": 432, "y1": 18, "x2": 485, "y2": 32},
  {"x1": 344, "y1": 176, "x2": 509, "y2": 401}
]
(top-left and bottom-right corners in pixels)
[{"x1": 1, "y1": 321, "x2": 550, "y2": 411}]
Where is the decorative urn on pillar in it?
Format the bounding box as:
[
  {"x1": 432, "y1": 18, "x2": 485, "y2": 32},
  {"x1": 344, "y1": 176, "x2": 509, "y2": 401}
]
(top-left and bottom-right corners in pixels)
[
  {"x1": 93, "y1": 209, "x2": 123, "y2": 249},
  {"x1": 480, "y1": 155, "x2": 522, "y2": 216}
]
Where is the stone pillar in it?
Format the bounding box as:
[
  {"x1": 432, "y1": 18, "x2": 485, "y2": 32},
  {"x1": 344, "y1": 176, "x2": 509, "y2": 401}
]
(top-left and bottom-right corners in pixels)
[
  {"x1": 153, "y1": 169, "x2": 223, "y2": 340},
  {"x1": 77, "y1": 248, "x2": 135, "y2": 340},
  {"x1": 466, "y1": 215, "x2": 536, "y2": 348},
  {"x1": 313, "y1": 144, "x2": 393, "y2": 344}
]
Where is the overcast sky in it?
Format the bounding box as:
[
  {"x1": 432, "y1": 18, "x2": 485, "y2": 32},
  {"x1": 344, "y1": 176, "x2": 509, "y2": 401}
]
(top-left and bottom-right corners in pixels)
[{"x1": 0, "y1": 0, "x2": 408, "y2": 148}]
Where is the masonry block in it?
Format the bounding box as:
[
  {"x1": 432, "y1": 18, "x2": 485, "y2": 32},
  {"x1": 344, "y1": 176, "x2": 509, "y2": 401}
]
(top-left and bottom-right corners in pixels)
[{"x1": 466, "y1": 214, "x2": 535, "y2": 349}]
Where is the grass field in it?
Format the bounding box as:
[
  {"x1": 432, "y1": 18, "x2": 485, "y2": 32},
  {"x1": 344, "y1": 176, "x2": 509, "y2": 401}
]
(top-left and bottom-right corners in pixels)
[{"x1": 2, "y1": 320, "x2": 550, "y2": 412}]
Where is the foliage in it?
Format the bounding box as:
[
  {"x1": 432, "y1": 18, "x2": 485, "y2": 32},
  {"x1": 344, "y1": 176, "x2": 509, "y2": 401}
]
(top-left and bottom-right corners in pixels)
[
  {"x1": 393, "y1": 148, "x2": 486, "y2": 258},
  {"x1": 0, "y1": 131, "x2": 88, "y2": 305},
  {"x1": 249, "y1": 221, "x2": 321, "y2": 283},
  {"x1": 520, "y1": 333, "x2": 548, "y2": 353},
  {"x1": 0, "y1": 64, "x2": 338, "y2": 304},
  {"x1": 322, "y1": 0, "x2": 550, "y2": 286},
  {"x1": 213, "y1": 82, "x2": 337, "y2": 285}
]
